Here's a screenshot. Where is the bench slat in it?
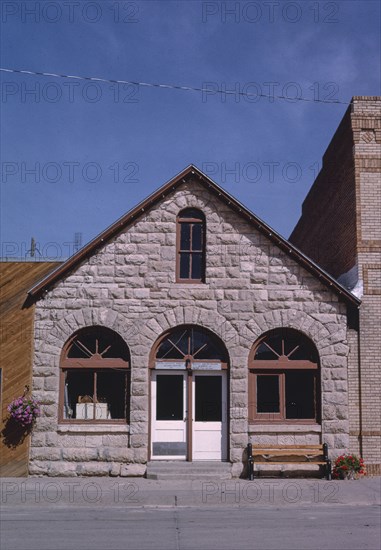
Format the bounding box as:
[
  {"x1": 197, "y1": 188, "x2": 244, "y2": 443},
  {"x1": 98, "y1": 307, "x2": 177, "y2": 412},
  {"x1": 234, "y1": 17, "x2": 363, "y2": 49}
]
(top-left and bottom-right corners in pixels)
[
  {"x1": 253, "y1": 445, "x2": 323, "y2": 449},
  {"x1": 255, "y1": 461, "x2": 327, "y2": 465},
  {"x1": 254, "y1": 451, "x2": 323, "y2": 456},
  {"x1": 255, "y1": 453, "x2": 324, "y2": 462}
]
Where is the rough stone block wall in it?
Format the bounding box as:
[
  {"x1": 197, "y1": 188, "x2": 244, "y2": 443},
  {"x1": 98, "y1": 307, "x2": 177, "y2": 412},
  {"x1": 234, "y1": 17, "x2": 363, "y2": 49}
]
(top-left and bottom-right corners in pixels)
[{"x1": 31, "y1": 181, "x2": 351, "y2": 477}]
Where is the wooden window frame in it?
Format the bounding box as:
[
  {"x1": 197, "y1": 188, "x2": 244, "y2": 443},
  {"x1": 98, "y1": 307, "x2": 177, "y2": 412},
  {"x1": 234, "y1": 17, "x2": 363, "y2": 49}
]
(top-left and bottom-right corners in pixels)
[
  {"x1": 176, "y1": 209, "x2": 206, "y2": 283},
  {"x1": 149, "y1": 326, "x2": 229, "y2": 369},
  {"x1": 249, "y1": 368, "x2": 319, "y2": 423},
  {"x1": 59, "y1": 328, "x2": 130, "y2": 424},
  {"x1": 253, "y1": 371, "x2": 283, "y2": 421},
  {"x1": 248, "y1": 330, "x2": 320, "y2": 424}
]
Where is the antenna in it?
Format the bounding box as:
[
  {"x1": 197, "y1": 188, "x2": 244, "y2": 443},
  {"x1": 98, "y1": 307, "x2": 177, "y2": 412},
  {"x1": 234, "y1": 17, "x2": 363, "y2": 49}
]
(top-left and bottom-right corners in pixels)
[
  {"x1": 26, "y1": 237, "x2": 41, "y2": 259},
  {"x1": 74, "y1": 232, "x2": 82, "y2": 253}
]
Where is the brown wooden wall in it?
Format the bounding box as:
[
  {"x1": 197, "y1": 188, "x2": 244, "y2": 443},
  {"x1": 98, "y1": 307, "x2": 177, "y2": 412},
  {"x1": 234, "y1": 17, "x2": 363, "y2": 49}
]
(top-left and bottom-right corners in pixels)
[{"x1": 0, "y1": 262, "x2": 59, "y2": 476}]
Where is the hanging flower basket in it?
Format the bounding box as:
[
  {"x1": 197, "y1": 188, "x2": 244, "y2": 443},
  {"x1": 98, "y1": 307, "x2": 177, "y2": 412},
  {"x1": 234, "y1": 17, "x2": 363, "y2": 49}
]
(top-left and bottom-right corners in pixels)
[
  {"x1": 332, "y1": 454, "x2": 366, "y2": 480},
  {"x1": 7, "y1": 394, "x2": 41, "y2": 428}
]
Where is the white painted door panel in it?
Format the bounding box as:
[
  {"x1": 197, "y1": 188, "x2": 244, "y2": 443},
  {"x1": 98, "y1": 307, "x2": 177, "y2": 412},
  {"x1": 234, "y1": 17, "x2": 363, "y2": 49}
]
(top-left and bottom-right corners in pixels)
[
  {"x1": 192, "y1": 372, "x2": 228, "y2": 461},
  {"x1": 151, "y1": 372, "x2": 187, "y2": 460}
]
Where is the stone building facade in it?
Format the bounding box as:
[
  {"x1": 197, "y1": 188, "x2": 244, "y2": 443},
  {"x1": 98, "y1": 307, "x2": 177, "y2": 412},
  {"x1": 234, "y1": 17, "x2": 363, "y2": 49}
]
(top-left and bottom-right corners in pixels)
[
  {"x1": 290, "y1": 96, "x2": 381, "y2": 475},
  {"x1": 27, "y1": 165, "x2": 360, "y2": 478}
]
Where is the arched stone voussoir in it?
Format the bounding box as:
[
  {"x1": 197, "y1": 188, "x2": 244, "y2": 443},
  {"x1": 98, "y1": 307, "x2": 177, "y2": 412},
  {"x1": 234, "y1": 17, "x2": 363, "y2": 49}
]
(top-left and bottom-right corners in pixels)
[
  {"x1": 163, "y1": 305, "x2": 193, "y2": 329},
  {"x1": 112, "y1": 318, "x2": 144, "y2": 348},
  {"x1": 96, "y1": 308, "x2": 119, "y2": 329},
  {"x1": 197, "y1": 310, "x2": 238, "y2": 344},
  {"x1": 45, "y1": 309, "x2": 137, "y2": 350},
  {"x1": 318, "y1": 342, "x2": 350, "y2": 358},
  {"x1": 48, "y1": 323, "x2": 73, "y2": 348},
  {"x1": 35, "y1": 337, "x2": 62, "y2": 357},
  {"x1": 245, "y1": 309, "x2": 334, "y2": 355},
  {"x1": 147, "y1": 307, "x2": 238, "y2": 357},
  {"x1": 183, "y1": 307, "x2": 203, "y2": 326},
  {"x1": 172, "y1": 305, "x2": 185, "y2": 326},
  {"x1": 235, "y1": 327, "x2": 257, "y2": 348},
  {"x1": 317, "y1": 325, "x2": 348, "y2": 346}
]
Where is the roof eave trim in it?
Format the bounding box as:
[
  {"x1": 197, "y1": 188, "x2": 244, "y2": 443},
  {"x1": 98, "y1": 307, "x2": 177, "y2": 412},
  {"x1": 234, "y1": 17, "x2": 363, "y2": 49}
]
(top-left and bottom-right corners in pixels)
[
  {"x1": 27, "y1": 165, "x2": 197, "y2": 297},
  {"x1": 27, "y1": 164, "x2": 361, "y2": 307}
]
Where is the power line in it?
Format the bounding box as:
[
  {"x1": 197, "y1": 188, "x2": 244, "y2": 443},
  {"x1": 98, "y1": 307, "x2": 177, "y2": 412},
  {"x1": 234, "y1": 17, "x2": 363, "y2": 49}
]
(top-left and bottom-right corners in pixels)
[{"x1": 0, "y1": 67, "x2": 351, "y2": 105}]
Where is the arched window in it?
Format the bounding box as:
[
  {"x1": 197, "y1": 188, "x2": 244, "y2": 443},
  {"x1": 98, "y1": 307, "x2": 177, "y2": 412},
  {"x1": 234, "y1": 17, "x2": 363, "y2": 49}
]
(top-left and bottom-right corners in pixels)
[
  {"x1": 153, "y1": 326, "x2": 229, "y2": 368},
  {"x1": 248, "y1": 329, "x2": 319, "y2": 422},
  {"x1": 60, "y1": 326, "x2": 130, "y2": 423},
  {"x1": 176, "y1": 208, "x2": 205, "y2": 282}
]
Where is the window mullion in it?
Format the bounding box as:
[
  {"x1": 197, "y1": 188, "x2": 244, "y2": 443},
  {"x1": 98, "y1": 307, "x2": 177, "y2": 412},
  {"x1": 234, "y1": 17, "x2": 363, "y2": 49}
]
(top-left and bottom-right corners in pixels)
[
  {"x1": 93, "y1": 370, "x2": 97, "y2": 420},
  {"x1": 124, "y1": 371, "x2": 130, "y2": 421},
  {"x1": 189, "y1": 222, "x2": 193, "y2": 252},
  {"x1": 177, "y1": 211, "x2": 205, "y2": 282},
  {"x1": 63, "y1": 370, "x2": 68, "y2": 420},
  {"x1": 189, "y1": 222, "x2": 193, "y2": 278},
  {"x1": 280, "y1": 373, "x2": 286, "y2": 420}
]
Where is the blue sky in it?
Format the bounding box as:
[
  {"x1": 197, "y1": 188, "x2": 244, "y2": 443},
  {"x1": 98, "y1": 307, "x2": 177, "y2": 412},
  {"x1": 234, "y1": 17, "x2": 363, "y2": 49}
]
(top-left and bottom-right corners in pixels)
[{"x1": 1, "y1": 0, "x2": 380, "y2": 259}]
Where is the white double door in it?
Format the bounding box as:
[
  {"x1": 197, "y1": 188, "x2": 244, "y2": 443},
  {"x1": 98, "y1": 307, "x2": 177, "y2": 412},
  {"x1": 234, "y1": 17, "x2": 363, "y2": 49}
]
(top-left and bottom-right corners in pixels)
[{"x1": 151, "y1": 370, "x2": 228, "y2": 461}]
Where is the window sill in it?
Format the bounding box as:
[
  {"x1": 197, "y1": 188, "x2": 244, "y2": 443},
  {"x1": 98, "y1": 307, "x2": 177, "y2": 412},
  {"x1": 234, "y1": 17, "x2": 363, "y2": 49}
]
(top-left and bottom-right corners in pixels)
[
  {"x1": 175, "y1": 282, "x2": 206, "y2": 286},
  {"x1": 57, "y1": 424, "x2": 130, "y2": 434},
  {"x1": 249, "y1": 424, "x2": 321, "y2": 433}
]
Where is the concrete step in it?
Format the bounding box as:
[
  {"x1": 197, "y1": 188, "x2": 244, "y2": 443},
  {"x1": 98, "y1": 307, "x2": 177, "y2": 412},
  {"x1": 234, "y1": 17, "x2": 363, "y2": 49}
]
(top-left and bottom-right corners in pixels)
[{"x1": 146, "y1": 461, "x2": 232, "y2": 480}]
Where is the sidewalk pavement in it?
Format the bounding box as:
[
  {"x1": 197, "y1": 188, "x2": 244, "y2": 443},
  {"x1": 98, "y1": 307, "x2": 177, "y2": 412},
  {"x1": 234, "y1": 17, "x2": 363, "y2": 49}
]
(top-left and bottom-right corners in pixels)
[{"x1": 1, "y1": 476, "x2": 380, "y2": 508}]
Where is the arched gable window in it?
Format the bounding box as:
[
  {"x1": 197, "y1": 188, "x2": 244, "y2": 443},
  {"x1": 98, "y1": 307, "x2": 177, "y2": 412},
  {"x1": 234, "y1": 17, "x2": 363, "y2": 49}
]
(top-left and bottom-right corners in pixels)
[
  {"x1": 248, "y1": 329, "x2": 320, "y2": 423},
  {"x1": 60, "y1": 326, "x2": 130, "y2": 423},
  {"x1": 176, "y1": 208, "x2": 205, "y2": 282}
]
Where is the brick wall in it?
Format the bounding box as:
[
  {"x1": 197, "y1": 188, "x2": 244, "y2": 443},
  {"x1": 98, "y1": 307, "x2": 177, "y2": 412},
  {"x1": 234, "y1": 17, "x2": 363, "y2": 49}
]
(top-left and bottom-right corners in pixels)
[
  {"x1": 290, "y1": 104, "x2": 357, "y2": 280},
  {"x1": 347, "y1": 328, "x2": 361, "y2": 456},
  {"x1": 291, "y1": 96, "x2": 381, "y2": 474},
  {"x1": 354, "y1": 98, "x2": 381, "y2": 474}
]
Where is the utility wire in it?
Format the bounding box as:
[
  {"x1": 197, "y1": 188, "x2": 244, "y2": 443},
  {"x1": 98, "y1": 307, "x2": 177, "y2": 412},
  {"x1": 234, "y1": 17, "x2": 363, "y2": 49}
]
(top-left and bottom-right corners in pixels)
[{"x1": 0, "y1": 67, "x2": 351, "y2": 105}]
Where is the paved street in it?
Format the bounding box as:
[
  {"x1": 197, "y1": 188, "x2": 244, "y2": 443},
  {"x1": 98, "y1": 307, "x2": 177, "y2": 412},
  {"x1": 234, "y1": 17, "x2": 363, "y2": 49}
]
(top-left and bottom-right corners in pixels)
[
  {"x1": 1, "y1": 504, "x2": 380, "y2": 550},
  {"x1": 1, "y1": 477, "x2": 380, "y2": 550}
]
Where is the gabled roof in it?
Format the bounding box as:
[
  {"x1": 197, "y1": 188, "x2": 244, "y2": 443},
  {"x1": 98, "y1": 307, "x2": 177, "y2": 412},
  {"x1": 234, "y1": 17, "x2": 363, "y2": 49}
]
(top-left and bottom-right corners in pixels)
[{"x1": 28, "y1": 165, "x2": 360, "y2": 306}]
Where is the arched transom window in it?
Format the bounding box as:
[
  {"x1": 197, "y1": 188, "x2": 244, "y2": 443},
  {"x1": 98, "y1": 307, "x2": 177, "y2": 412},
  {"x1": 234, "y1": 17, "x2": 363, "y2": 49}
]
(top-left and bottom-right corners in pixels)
[
  {"x1": 153, "y1": 326, "x2": 228, "y2": 369},
  {"x1": 60, "y1": 326, "x2": 130, "y2": 423},
  {"x1": 176, "y1": 208, "x2": 206, "y2": 282},
  {"x1": 249, "y1": 329, "x2": 319, "y2": 422}
]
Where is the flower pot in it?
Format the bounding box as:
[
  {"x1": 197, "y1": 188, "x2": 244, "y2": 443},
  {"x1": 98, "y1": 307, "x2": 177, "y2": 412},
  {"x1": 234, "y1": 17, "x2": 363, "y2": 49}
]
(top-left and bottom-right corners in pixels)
[{"x1": 341, "y1": 470, "x2": 356, "y2": 480}]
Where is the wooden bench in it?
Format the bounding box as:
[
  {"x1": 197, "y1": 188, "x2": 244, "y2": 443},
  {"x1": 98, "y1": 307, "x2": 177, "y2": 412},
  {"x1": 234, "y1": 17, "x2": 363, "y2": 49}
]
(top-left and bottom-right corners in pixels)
[{"x1": 247, "y1": 443, "x2": 332, "y2": 480}]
